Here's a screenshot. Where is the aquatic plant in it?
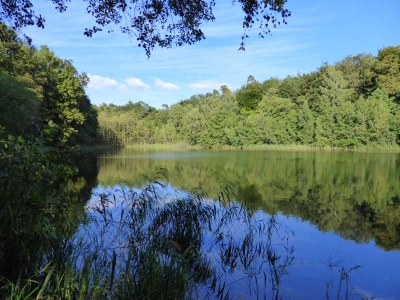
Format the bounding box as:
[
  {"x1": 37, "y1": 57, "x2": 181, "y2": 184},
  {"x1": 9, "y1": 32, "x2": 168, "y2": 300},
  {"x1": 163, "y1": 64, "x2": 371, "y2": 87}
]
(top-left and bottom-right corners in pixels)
[
  {"x1": 0, "y1": 163, "x2": 295, "y2": 299},
  {"x1": 64, "y1": 178, "x2": 296, "y2": 299}
]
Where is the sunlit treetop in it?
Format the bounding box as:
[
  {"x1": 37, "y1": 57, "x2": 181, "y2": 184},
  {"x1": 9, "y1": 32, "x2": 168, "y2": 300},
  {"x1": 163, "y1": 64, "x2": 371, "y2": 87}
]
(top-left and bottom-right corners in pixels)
[{"x1": 0, "y1": 0, "x2": 291, "y2": 56}]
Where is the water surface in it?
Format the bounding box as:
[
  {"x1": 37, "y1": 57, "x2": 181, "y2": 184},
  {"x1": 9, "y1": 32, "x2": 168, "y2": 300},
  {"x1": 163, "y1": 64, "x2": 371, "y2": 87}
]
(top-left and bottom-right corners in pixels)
[{"x1": 92, "y1": 148, "x2": 400, "y2": 299}]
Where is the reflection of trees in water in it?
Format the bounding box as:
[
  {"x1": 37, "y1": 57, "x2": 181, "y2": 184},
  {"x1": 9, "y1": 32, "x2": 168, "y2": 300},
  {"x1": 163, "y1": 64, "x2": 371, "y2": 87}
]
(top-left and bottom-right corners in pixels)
[
  {"x1": 97, "y1": 150, "x2": 400, "y2": 250},
  {"x1": 0, "y1": 147, "x2": 99, "y2": 286},
  {"x1": 1, "y1": 142, "x2": 296, "y2": 299},
  {"x1": 77, "y1": 184, "x2": 295, "y2": 299}
]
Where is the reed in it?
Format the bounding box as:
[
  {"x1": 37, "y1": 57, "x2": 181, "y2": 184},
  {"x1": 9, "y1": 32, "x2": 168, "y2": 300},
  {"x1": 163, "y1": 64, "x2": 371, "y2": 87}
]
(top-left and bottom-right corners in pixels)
[
  {"x1": 1, "y1": 176, "x2": 295, "y2": 299},
  {"x1": 124, "y1": 143, "x2": 400, "y2": 152}
]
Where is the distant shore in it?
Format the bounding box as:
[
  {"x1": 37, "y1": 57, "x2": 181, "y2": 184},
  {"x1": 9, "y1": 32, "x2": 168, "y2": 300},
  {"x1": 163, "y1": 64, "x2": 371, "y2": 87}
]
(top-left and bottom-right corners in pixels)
[{"x1": 124, "y1": 143, "x2": 400, "y2": 152}]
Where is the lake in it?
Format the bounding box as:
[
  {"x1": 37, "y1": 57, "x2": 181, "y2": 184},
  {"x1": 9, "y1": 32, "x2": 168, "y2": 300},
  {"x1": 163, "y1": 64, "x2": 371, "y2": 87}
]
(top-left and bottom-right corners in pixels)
[{"x1": 89, "y1": 148, "x2": 400, "y2": 299}]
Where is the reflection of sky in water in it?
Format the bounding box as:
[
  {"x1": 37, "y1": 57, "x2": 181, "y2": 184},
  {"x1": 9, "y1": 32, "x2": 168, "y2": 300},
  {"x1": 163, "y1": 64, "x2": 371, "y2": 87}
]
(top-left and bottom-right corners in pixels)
[
  {"x1": 86, "y1": 183, "x2": 187, "y2": 208},
  {"x1": 282, "y1": 216, "x2": 400, "y2": 299},
  {"x1": 84, "y1": 184, "x2": 400, "y2": 299}
]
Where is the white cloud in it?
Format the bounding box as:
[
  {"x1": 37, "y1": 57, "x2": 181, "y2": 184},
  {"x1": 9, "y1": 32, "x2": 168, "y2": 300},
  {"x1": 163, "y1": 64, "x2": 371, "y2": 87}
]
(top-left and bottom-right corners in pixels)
[
  {"x1": 155, "y1": 78, "x2": 180, "y2": 91},
  {"x1": 125, "y1": 77, "x2": 151, "y2": 89},
  {"x1": 87, "y1": 74, "x2": 118, "y2": 89},
  {"x1": 190, "y1": 81, "x2": 227, "y2": 91},
  {"x1": 118, "y1": 84, "x2": 128, "y2": 91}
]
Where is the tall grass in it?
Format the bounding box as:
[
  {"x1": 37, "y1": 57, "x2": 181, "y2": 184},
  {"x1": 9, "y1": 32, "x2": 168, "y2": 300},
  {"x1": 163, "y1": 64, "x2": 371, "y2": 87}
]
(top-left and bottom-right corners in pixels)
[
  {"x1": 125, "y1": 143, "x2": 400, "y2": 152},
  {"x1": 1, "y1": 177, "x2": 296, "y2": 299},
  {"x1": 126, "y1": 142, "x2": 196, "y2": 150}
]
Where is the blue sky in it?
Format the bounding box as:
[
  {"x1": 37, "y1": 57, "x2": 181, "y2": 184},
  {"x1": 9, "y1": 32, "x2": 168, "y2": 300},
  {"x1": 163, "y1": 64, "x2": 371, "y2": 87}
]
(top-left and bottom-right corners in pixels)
[{"x1": 23, "y1": 0, "x2": 400, "y2": 108}]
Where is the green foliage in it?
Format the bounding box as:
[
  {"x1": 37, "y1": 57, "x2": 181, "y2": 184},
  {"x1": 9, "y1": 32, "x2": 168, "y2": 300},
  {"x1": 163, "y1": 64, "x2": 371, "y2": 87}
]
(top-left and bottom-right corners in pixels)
[
  {"x1": 0, "y1": 70, "x2": 39, "y2": 135},
  {"x1": 261, "y1": 77, "x2": 281, "y2": 93},
  {"x1": 0, "y1": 132, "x2": 100, "y2": 297},
  {"x1": 0, "y1": 135, "x2": 74, "y2": 280},
  {"x1": 220, "y1": 84, "x2": 232, "y2": 99},
  {"x1": 76, "y1": 95, "x2": 99, "y2": 144},
  {"x1": 33, "y1": 46, "x2": 88, "y2": 145},
  {"x1": 0, "y1": 24, "x2": 100, "y2": 299},
  {"x1": 334, "y1": 53, "x2": 376, "y2": 99},
  {"x1": 296, "y1": 100, "x2": 315, "y2": 144},
  {"x1": 361, "y1": 89, "x2": 396, "y2": 145},
  {"x1": 311, "y1": 66, "x2": 354, "y2": 147},
  {"x1": 277, "y1": 75, "x2": 303, "y2": 101},
  {"x1": 253, "y1": 95, "x2": 297, "y2": 144},
  {"x1": 0, "y1": 25, "x2": 98, "y2": 147},
  {"x1": 236, "y1": 82, "x2": 264, "y2": 110},
  {"x1": 373, "y1": 45, "x2": 400, "y2": 102},
  {"x1": 1, "y1": 1, "x2": 291, "y2": 56},
  {"x1": 96, "y1": 46, "x2": 400, "y2": 150}
]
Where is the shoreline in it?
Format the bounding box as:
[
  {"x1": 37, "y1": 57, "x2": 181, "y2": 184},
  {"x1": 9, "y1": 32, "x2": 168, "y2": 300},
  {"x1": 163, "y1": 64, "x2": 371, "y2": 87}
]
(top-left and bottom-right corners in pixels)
[{"x1": 123, "y1": 143, "x2": 400, "y2": 153}]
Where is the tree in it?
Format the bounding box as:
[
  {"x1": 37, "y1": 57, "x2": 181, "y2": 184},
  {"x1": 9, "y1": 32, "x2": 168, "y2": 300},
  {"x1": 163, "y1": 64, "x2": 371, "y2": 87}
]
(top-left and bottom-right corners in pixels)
[
  {"x1": 373, "y1": 46, "x2": 400, "y2": 103},
  {"x1": 362, "y1": 89, "x2": 396, "y2": 145},
  {"x1": 76, "y1": 94, "x2": 99, "y2": 144},
  {"x1": 252, "y1": 95, "x2": 297, "y2": 144},
  {"x1": 0, "y1": 70, "x2": 40, "y2": 135},
  {"x1": 311, "y1": 66, "x2": 353, "y2": 147},
  {"x1": 32, "y1": 45, "x2": 88, "y2": 145},
  {"x1": 334, "y1": 53, "x2": 376, "y2": 100},
  {"x1": 261, "y1": 77, "x2": 281, "y2": 94},
  {"x1": 296, "y1": 100, "x2": 315, "y2": 144},
  {"x1": 247, "y1": 75, "x2": 257, "y2": 84},
  {"x1": 277, "y1": 75, "x2": 303, "y2": 101},
  {"x1": 236, "y1": 81, "x2": 264, "y2": 110},
  {"x1": 1, "y1": 26, "x2": 98, "y2": 146},
  {"x1": 0, "y1": 0, "x2": 291, "y2": 56}
]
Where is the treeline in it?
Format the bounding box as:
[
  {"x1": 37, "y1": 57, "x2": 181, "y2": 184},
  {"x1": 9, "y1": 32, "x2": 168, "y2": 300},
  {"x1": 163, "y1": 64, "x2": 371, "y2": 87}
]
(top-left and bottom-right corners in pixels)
[
  {"x1": 97, "y1": 46, "x2": 400, "y2": 148},
  {"x1": 0, "y1": 24, "x2": 99, "y2": 282},
  {"x1": 0, "y1": 24, "x2": 98, "y2": 147}
]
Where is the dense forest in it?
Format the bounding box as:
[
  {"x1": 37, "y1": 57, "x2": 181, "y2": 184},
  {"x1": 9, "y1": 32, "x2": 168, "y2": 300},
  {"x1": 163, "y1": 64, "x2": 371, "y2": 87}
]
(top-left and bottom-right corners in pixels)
[
  {"x1": 1, "y1": 18, "x2": 399, "y2": 150},
  {"x1": 0, "y1": 24, "x2": 99, "y2": 284},
  {"x1": 97, "y1": 45, "x2": 400, "y2": 148},
  {"x1": 0, "y1": 24, "x2": 98, "y2": 147}
]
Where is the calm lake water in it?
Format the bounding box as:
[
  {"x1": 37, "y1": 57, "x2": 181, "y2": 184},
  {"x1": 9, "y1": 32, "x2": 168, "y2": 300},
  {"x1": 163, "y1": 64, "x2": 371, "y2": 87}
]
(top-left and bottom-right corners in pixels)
[{"x1": 91, "y1": 148, "x2": 400, "y2": 299}]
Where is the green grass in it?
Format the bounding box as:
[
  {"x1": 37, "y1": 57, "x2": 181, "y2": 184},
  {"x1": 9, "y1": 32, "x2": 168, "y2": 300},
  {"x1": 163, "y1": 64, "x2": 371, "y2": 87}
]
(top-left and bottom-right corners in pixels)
[
  {"x1": 126, "y1": 142, "x2": 196, "y2": 149},
  {"x1": 125, "y1": 142, "x2": 400, "y2": 152},
  {"x1": 243, "y1": 144, "x2": 320, "y2": 151},
  {"x1": 77, "y1": 144, "x2": 122, "y2": 153}
]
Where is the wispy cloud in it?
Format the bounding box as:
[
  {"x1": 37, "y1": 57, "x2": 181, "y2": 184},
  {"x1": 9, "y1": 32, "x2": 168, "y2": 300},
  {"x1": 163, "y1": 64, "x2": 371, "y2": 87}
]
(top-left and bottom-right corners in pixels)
[
  {"x1": 88, "y1": 74, "x2": 118, "y2": 89},
  {"x1": 155, "y1": 78, "x2": 179, "y2": 91},
  {"x1": 118, "y1": 84, "x2": 128, "y2": 91},
  {"x1": 190, "y1": 81, "x2": 228, "y2": 91},
  {"x1": 22, "y1": 0, "x2": 400, "y2": 108},
  {"x1": 125, "y1": 77, "x2": 151, "y2": 89}
]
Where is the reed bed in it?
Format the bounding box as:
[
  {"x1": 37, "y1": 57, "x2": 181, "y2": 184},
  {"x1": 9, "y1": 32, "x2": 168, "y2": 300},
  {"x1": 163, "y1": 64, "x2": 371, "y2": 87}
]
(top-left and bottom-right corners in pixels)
[{"x1": 1, "y1": 177, "x2": 295, "y2": 299}]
